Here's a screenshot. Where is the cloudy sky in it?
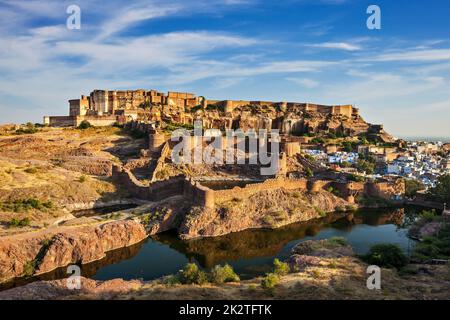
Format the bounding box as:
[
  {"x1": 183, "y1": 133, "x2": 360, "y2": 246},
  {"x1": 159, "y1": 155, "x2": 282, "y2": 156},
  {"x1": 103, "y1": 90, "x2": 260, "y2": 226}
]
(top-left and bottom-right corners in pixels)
[{"x1": 0, "y1": 0, "x2": 449, "y2": 138}]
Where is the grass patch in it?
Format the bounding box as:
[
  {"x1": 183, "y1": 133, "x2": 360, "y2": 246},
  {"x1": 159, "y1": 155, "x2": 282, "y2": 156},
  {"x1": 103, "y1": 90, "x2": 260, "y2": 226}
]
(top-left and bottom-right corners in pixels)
[
  {"x1": 24, "y1": 167, "x2": 38, "y2": 174},
  {"x1": 314, "y1": 207, "x2": 327, "y2": 217},
  {"x1": 9, "y1": 217, "x2": 31, "y2": 228},
  {"x1": 328, "y1": 236, "x2": 348, "y2": 246},
  {"x1": 23, "y1": 260, "x2": 37, "y2": 277},
  {"x1": 0, "y1": 198, "x2": 53, "y2": 212}
]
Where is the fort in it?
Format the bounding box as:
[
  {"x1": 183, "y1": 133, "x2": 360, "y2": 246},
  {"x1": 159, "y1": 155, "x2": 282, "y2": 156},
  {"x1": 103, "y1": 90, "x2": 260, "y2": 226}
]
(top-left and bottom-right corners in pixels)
[{"x1": 44, "y1": 88, "x2": 392, "y2": 140}]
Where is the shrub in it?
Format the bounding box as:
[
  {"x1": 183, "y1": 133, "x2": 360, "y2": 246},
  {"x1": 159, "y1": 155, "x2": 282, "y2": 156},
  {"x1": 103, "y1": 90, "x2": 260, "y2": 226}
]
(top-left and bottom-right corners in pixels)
[
  {"x1": 405, "y1": 179, "x2": 425, "y2": 198},
  {"x1": 427, "y1": 174, "x2": 450, "y2": 204},
  {"x1": 261, "y1": 273, "x2": 279, "y2": 294},
  {"x1": 412, "y1": 225, "x2": 450, "y2": 261},
  {"x1": 328, "y1": 236, "x2": 348, "y2": 246},
  {"x1": 129, "y1": 128, "x2": 146, "y2": 139},
  {"x1": 0, "y1": 198, "x2": 53, "y2": 212},
  {"x1": 178, "y1": 263, "x2": 208, "y2": 285},
  {"x1": 79, "y1": 175, "x2": 87, "y2": 183},
  {"x1": 347, "y1": 174, "x2": 365, "y2": 182},
  {"x1": 77, "y1": 120, "x2": 92, "y2": 130},
  {"x1": 9, "y1": 217, "x2": 30, "y2": 228},
  {"x1": 164, "y1": 274, "x2": 181, "y2": 286},
  {"x1": 419, "y1": 209, "x2": 437, "y2": 223},
  {"x1": 362, "y1": 244, "x2": 408, "y2": 269},
  {"x1": 23, "y1": 260, "x2": 37, "y2": 277},
  {"x1": 356, "y1": 159, "x2": 375, "y2": 174},
  {"x1": 262, "y1": 215, "x2": 276, "y2": 228},
  {"x1": 273, "y1": 258, "x2": 290, "y2": 276},
  {"x1": 291, "y1": 192, "x2": 301, "y2": 198},
  {"x1": 24, "y1": 167, "x2": 38, "y2": 174},
  {"x1": 210, "y1": 264, "x2": 240, "y2": 284},
  {"x1": 305, "y1": 168, "x2": 314, "y2": 177},
  {"x1": 314, "y1": 207, "x2": 326, "y2": 217}
]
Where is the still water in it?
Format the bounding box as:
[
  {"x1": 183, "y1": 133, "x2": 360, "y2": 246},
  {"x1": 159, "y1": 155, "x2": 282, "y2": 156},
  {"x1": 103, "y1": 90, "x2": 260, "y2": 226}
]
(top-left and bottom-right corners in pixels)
[{"x1": 1, "y1": 207, "x2": 420, "y2": 290}]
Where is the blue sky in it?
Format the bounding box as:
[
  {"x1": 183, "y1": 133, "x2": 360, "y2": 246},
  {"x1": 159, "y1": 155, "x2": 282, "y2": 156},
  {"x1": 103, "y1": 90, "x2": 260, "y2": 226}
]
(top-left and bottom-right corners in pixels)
[{"x1": 0, "y1": 0, "x2": 450, "y2": 137}]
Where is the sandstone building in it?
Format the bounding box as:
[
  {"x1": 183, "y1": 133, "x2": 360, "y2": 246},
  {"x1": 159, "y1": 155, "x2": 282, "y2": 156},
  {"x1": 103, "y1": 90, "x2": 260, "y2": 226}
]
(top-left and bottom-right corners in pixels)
[{"x1": 44, "y1": 88, "x2": 393, "y2": 142}]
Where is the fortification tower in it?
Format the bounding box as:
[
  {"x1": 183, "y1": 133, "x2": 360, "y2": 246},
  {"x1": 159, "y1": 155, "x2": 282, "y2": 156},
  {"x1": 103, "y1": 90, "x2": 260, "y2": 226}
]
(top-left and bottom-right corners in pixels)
[
  {"x1": 224, "y1": 100, "x2": 234, "y2": 113},
  {"x1": 149, "y1": 130, "x2": 166, "y2": 153}
]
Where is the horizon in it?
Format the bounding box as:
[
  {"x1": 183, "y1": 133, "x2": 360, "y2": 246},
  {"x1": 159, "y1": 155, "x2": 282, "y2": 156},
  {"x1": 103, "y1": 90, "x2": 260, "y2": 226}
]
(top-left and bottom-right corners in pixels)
[{"x1": 1, "y1": 0, "x2": 450, "y2": 137}]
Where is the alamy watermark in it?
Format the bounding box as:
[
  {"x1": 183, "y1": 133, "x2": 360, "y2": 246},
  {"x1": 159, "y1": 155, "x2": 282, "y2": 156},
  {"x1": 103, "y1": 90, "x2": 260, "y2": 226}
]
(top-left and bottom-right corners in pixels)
[
  {"x1": 66, "y1": 265, "x2": 81, "y2": 290},
  {"x1": 66, "y1": 5, "x2": 81, "y2": 30},
  {"x1": 367, "y1": 5, "x2": 381, "y2": 30},
  {"x1": 366, "y1": 265, "x2": 381, "y2": 290},
  {"x1": 171, "y1": 121, "x2": 281, "y2": 176}
]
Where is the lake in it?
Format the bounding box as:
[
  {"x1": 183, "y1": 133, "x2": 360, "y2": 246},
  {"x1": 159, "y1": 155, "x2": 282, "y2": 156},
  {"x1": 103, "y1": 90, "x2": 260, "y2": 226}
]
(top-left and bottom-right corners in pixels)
[{"x1": 0, "y1": 207, "x2": 420, "y2": 290}]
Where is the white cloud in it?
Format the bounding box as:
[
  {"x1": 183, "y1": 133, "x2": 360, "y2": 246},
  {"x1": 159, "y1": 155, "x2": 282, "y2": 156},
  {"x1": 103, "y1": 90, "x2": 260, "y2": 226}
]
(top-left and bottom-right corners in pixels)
[
  {"x1": 286, "y1": 77, "x2": 319, "y2": 88},
  {"x1": 308, "y1": 42, "x2": 362, "y2": 51},
  {"x1": 370, "y1": 49, "x2": 450, "y2": 62}
]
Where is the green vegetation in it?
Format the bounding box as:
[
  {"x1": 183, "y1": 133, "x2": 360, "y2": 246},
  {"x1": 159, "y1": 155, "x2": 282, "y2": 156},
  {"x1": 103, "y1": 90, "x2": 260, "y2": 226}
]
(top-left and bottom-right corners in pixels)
[
  {"x1": 427, "y1": 174, "x2": 450, "y2": 204},
  {"x1": 362, "y1": 244, "x2": 408, "y2": 269},
  {"x1": 262, "y1": 215, "x2": 277, "y2": 228},
  {"x1": 0, "y1": 198, "x2": 53, "y2": 212},
  {"x1": 328, "y1": 236, "x2": 348, "y2": 246},
  {"x1": 205, "y1": 104, "x2": 225, "y2": 112},
  {"x1": 178, "y1": 263, "x2": 208, "y2": 285},
  {"x1": 79, "y1": 175, "x2": 87, "y2": 183},
  {"x1": 163, "y1": 121, "x2": 195, "y2": 133},
  {"x1": 129, "y1": 128, "x2": 147, "y2": 139},
  {"x1": 77, "y1": 120, "x2": 92, "y2": 130},
  {"x1": 169, "y1": 263, "x2": 240, "y2": 286},
  {"x1": 273, "y1": 258, "x2": 290, "y2": 276},
  {"x1": 305, "y1": 168, "x2": 314, "y2": 177},
  {"x1": 356, "y1": 194, "x2": 395, "y2": 207},
  {"x1": 405, "y1": 179, "x2": 426, "y2": 198},
  {"x1": 341, "y1": 141, "x2": 359, "y2": 152},
  {"x1": 413, "y1": 225, "x2": 450, "y2": 262},
  {"x1": 210, "y1": 264, "x2": 240, "y2": 284},
  {"x1": 407, "y1": 209, "x2": 441, "y2": 239},
  {"x1": 356, "y1": 159, "x2": 375, "y2": 174},
  {"x1": 261, "y1": 273, "x2": 280, "y2": 295},
  {"x1": 23, "y1": 260, "x2": 37, "y2": 277},
  {"x1": 189, "y1": 105, "x2": 202, "y2": 113},
  {"x1": 140, "y1": 206, "x2": 169, "y2": 225},
  {"x1": 311, "y1": 137, "x2": 325, "y2": 144},
  {"x1": 24, "y1": 167, "x2": 38, "y2": 174},
  {"x1": 314, "y1": 206, "x2": 326, "y2": 217},
  {"x1": 15, "y1": 123, "x2": 39, "y2": 135},
  {"x1": 138, "y1": 101, "x2": 151, "y2": 109},
  {"x1": 347, "y1": 173, "x2": 365, "y2": 182},
  {"x1": 9, "y1": 217, "x2": 31, "y2": 228}
]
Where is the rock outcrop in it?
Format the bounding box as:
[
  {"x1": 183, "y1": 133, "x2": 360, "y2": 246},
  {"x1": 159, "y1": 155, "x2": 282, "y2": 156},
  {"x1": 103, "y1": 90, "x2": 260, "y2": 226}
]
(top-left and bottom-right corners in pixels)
[
  {"x1": 179, "y1": 189, "x2": 350, "y2": 239},
  {"x1": 0, "y1": 220, "x2": 147, "y2": 283},
  {"x1": 0, "y1": 277, "x2": 142, "y2": 300}
]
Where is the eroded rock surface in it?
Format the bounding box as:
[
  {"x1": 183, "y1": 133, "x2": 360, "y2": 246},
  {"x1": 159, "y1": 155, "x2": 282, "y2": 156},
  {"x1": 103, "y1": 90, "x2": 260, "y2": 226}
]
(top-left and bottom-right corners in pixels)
[{"x1": 0, "y1": 220, "x2": 147, "y2": 282}]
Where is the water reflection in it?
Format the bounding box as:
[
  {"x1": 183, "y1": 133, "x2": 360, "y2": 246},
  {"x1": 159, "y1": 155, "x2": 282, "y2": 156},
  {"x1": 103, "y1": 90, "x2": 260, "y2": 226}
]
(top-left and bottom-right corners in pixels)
[{"x1": 1, "y1": 207, "x2": 418, "y2": 290}]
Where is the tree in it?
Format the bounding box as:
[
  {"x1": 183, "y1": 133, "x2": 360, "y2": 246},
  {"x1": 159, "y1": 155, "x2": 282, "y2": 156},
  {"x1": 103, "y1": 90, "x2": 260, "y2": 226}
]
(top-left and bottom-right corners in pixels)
[
  {"x1": 363, "y1": 244, "x2": 408, "y2": 269},
  {"x1": 356, "y1": 159, "x2": 375, "y2": 174},
  {"x1": 405, "y1": 179, "x2": 425, "y2": 198},
  {"x1": 427, "y1": 174, "x2": 450, "y2": 204},
  {"x1": 78, "y1": 120, "x2": 92, "y2": 130}
]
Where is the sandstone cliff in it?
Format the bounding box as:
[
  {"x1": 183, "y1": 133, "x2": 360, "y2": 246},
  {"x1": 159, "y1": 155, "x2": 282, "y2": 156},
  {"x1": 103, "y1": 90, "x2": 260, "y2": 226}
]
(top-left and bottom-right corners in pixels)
[
  {"x1": 179, "y1": 188, "x2": 350, "y2": 239},
  {"x1": 0, "y1": 220, "x2": 147, "y2": 283}
]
